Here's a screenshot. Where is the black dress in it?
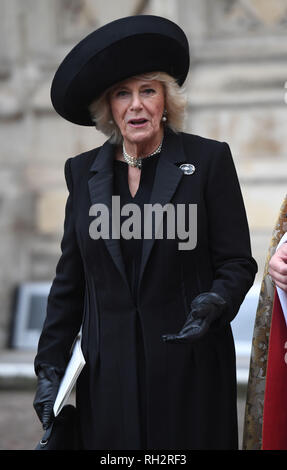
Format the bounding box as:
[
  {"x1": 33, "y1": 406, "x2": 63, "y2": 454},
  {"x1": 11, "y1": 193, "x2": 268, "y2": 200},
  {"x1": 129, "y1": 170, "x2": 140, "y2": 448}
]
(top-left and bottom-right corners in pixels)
[
  {"x1": 113, "y1": 156, "x2": 159, "y2": 300},
  {"x1": 113, "y1": 155, "x2": 159, "y2": 449}
]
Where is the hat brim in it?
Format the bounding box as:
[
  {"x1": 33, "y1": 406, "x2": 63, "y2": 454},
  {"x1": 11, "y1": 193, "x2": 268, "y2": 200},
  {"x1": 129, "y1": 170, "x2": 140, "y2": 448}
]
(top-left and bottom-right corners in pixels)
[{"x1": 51, "y1": 15, "x2": 190, "y2": 126}]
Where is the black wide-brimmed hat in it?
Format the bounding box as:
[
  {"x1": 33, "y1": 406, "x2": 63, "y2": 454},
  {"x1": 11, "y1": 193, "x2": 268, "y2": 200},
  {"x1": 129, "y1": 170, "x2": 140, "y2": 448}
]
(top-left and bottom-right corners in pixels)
[{"x1": 50, "y1": 15, "x2": 190, "y2": 126}]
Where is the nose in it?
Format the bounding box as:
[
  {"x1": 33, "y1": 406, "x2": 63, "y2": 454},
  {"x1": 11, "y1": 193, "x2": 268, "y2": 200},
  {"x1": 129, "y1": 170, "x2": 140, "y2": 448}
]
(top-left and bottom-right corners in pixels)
[{"x1": 129, "y1": 91, "x2": 143, "y2": 111}]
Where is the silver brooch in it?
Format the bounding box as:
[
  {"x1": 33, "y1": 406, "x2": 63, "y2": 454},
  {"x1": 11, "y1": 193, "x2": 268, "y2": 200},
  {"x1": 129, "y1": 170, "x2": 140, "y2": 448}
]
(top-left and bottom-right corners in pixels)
[{"x1": 179, "y1": 163, "x2": 195, "y2": 175}]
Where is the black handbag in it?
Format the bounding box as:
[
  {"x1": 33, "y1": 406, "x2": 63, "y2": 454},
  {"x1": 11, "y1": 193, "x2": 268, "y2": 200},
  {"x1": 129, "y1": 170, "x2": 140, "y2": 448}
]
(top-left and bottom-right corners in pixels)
[{"x1": 35, "y1": 404, "x2": 79, "y2": 450}]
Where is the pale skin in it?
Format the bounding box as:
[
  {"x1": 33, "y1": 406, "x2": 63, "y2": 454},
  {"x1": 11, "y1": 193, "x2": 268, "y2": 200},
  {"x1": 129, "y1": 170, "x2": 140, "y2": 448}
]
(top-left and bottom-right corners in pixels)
[
  {"x1": 269, "y1": 242, "x2": 287, "y2": 292},
  {"x1": 109, "y1": 77, "x2": 165, "y2": 197}
]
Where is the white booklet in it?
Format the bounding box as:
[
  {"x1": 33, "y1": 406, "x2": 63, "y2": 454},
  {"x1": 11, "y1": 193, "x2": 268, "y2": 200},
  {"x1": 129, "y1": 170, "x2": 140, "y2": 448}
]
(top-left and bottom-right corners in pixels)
[
  {"x1": 53, "y1": 330, "x2": 86, "y2": 417},
  {"x1": 275, "y1": 232, "x2": 287, "y2": 326}
]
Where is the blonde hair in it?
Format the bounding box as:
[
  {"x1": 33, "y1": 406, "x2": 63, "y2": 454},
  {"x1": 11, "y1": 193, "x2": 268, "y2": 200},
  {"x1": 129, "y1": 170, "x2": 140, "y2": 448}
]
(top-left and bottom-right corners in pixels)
[{"x1": 88, "y1": 72, "x2": 187, "y2": 144}]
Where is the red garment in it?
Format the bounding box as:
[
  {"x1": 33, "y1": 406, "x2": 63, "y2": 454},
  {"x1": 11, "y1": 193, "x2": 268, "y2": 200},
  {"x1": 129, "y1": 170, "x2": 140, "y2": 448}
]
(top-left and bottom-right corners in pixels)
[{"x1": 262, "y1": 290, "x2": 287, "y2": 449}]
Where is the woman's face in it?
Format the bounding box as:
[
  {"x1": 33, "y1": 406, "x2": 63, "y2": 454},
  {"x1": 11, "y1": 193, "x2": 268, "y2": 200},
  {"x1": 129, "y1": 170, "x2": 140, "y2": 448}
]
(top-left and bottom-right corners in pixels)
[{"x1": 109, "y1": 77, "x2": 165, "y2": 148}]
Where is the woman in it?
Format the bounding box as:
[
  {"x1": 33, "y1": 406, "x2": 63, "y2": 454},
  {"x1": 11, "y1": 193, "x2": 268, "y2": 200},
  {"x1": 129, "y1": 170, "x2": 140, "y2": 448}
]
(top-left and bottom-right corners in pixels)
[{"x1": 33, "y1": 15, "x2": 257, "y2": 450}]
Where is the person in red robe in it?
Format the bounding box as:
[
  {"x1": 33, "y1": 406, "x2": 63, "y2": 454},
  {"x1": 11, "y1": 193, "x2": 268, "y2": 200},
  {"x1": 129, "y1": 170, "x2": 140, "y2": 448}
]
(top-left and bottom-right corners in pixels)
[{"x1": 243, "y1": 196, "x2": 287, "y2": 450}]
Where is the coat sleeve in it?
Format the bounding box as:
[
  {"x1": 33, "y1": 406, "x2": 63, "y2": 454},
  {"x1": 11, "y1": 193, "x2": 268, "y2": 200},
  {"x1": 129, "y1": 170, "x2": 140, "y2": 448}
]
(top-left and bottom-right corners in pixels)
[
  {"x1": 34, "y1": 158, "x2": 85, "y2": 374},
  {"x1": 205, "y1": 142, "x2": 257, "y2": 322}
]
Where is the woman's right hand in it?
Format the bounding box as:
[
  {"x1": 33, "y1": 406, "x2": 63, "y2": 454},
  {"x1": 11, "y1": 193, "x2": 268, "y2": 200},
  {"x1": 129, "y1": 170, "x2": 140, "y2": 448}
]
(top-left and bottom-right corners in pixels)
[{"x1": 33, "y1": 365, "x2": 62, "y2": 429}]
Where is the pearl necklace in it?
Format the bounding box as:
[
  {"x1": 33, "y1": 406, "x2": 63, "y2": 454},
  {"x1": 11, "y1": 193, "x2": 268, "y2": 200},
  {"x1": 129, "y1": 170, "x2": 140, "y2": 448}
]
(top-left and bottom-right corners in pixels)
[{"x1": 122, "y1": 140, "x2": 163, "y2": 169}]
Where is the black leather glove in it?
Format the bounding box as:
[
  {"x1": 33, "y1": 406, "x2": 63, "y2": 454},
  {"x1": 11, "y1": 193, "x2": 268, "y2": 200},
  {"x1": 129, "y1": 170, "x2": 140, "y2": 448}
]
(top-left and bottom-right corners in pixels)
[
  {"x1": 162, "y1": 292, "x2": 227, "y2": 344},
  {"x1": 33, "y1": 365, "x2": 62, "y2": 430}
]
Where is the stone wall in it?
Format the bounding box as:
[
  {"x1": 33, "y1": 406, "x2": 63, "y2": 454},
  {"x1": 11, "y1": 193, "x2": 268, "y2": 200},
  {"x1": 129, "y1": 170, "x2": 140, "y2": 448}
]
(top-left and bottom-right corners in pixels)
[
  {"x1": 0, "y1": 0, "x2": 287, "y2": 348},
  {"x1": 180, "y1": 0, "x2": 287, "y2": 281}
]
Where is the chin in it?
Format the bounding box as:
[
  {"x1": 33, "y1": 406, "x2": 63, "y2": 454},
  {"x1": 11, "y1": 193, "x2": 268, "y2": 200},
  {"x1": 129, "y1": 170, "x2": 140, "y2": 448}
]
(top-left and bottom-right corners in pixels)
[{"x1": 124, "y1": 129, "x2": 161, "y2": 146}]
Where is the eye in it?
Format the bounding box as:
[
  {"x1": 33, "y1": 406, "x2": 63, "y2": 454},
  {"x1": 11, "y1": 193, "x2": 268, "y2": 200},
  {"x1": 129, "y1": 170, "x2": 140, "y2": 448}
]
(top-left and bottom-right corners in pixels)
[
  {"x1": 142, "y1": 88, "x2": 155, "y2": 95},
  {"x1": 114, "y1": 89, "x2": 129, "y2": 98}
]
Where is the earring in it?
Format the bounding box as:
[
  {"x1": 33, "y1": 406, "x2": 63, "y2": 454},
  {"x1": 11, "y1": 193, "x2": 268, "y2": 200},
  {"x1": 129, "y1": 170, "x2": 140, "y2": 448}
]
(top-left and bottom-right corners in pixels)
[
  {"x1": 108, "y1": 119, "x2": 114, "y2": 124},
  {"x1": 162, "y1": 110, "x2": 167, "y2": 122}
]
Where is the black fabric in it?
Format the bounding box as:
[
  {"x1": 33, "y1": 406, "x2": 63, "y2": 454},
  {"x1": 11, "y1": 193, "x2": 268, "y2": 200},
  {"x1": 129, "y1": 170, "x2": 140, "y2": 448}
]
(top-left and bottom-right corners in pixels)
[
  {"x1": 35, "y1": 405, "x2": 80, "y2": 450},
  {"x1": 50, "y1": 15, "x2": 190, "y2": 126},
  {"x1": 113, "y1": 155, "x2": 159, "y2": 448},
  {"x1": 113, "y1": 156, "x2": 159, "y2": 302},
  {"x1": 35, "y1": 130, "x2": 258, "y2": 450}
]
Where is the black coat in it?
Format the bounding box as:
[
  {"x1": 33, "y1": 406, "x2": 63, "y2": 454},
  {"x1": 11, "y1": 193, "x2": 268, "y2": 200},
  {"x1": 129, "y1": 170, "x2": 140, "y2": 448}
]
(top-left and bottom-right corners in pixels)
[{"x1": 35, "y1": 130, "x2": 257, "y2": 450}]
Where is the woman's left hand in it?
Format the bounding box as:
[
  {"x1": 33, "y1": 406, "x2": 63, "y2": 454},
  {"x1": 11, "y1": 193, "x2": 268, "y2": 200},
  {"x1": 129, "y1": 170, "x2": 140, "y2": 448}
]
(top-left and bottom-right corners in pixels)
[{"x1": 162, "y1": 292, "x2": 227, "y2": 343}]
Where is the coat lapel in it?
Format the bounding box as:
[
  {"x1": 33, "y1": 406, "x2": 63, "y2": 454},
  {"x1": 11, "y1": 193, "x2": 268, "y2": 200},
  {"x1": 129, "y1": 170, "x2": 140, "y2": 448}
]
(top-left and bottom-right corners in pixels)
[
  {"x1": 138, "y1": 130, "x2": 186, "y2": 290},
  {"x1": 88, "y1": 131, "x2": 188, "y2": 300},
  {"x1": 88, "y1": 140, "x2": 130, "y2": 289}
]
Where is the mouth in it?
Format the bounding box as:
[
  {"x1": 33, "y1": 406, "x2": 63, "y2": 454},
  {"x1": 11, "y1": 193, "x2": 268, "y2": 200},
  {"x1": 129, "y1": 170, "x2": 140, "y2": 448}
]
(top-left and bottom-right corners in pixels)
[{"x1": 128, "y1": 118, "x2": 148, "y2": 127}]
